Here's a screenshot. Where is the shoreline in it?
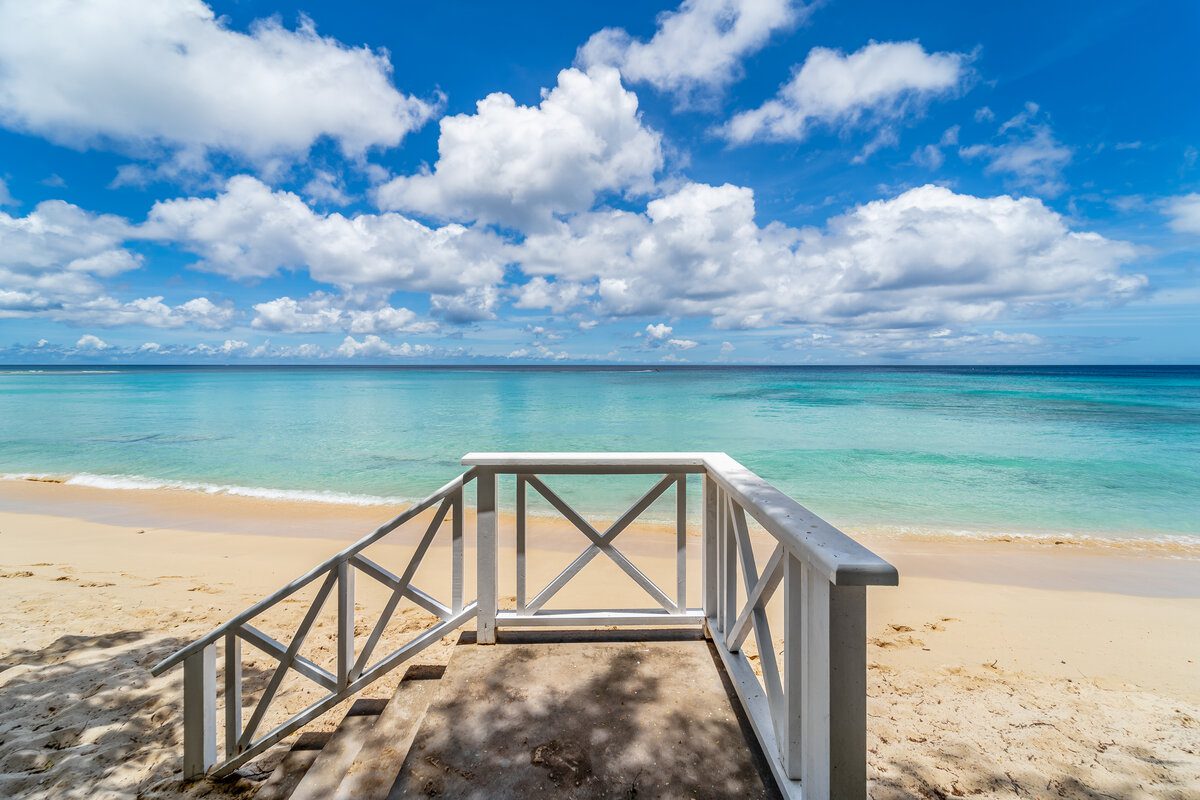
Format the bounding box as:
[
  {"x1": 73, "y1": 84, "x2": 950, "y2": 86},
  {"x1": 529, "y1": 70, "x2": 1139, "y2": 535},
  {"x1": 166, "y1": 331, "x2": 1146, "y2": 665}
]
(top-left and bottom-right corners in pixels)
[
  {"x1": 4, "y1": 470, "x2": 1199, "y2": 556},
  {"x1": 4, "y1": 477, "x2": 1200, "y2": 603}
]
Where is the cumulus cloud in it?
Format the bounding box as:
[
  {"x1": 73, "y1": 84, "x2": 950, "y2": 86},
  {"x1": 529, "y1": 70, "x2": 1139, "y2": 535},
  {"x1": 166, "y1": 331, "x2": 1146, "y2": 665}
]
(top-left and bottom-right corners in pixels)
[
  {"x1": 194, "y1": 339, "x2": 248, "y2": 356},
  {"x1": 251, "y1": 294, "x2": 437, "y2": 334},
  {"x1": 512, "y1": 277, "x2": 595, "y2": 314},
  {"x1": 374, "y1": 67, "x2": 663, "y2": 232},
  {"x1": 507, "y1": 345, "x2": 569, "y2": 361},
  {"x1": 145, "y1": 175, "x2": 507, "y2": 294},
  {"x1": 0, "y1": 0, "x2": 435, "y2": 165},
  {"x1": 636, "y1": 322, "x2": 696, "y2": 350},
  {"x1": 430, "y1": 286, "x2": 501, "y2": 324},
  {"x1": 722, "y1": 41, "x2": 969, "y2": 145},
  {"x1": 959, "y1": 102, "x2": 1072, "y2": 196},
  {"x1": 335, "y1": 335, "x2": 437, "y2": 358},
  {"x1": 516, "y1": 182, "x2": 1145, "y2": 330},
  {"x1": 644, "y1": 322, "x2": 674, "y2": 341},
  {"x1": 74, "y1": 334, "x2": 109, "y2": 350},
  {"x1": 1163, "y1": 194, "x2": 1200, "y2": 234},
  {"x1": 0, "y1": 200, "x2": 140, "y2": 315},
  {"x1": 578, "y1": 0, "x2": 804, "y2": 106},
  {"x1": 56, "y1": 295, "x2": 234, "y2": 329}
]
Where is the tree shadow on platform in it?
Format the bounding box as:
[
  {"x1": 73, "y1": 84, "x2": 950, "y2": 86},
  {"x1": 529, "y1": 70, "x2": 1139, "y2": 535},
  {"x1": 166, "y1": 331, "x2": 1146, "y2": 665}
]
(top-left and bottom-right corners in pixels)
[{"x1": 386, "y1": 629, "x2": 779, "y2": 800}]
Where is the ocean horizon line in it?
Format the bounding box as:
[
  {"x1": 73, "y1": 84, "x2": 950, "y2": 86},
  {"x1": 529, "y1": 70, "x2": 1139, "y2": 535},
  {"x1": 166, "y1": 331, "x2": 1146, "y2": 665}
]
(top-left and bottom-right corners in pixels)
[{"x1": 3, "y1": 363, "x2": 1199, "y2": 371}]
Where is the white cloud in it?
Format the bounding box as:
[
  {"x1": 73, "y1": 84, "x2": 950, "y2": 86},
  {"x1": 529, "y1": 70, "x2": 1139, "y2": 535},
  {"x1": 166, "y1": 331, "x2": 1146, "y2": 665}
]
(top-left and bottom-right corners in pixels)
[
  {"x1": 336, "y1": 335, "x2": 436, "y2": 358},
  {"x1": 0, "y1": 200, "x2": 140, "y2": 314},
  {"x1": 145, "y1": 175, "x2": 507, "y2": 294},
  {"x1": 192, "y1": 339, "x2": 248, "y2": 356},
  {"x1": 911, "y1": 125, "x2": 960, "y2": 170},
  {"x1": 516, "y1": 182, "x2": 1145, "y2": 330},
  {"x1": 720, "y1": 341, "x2": 735, "y2": 354},
  {"x1": 644, "y1": 322, "x2": 673, "y2": 340},
  {"x1": 0, "y1": 177, "x2": 15, "y2": 206},
  {"x1": 74, "y1": 334, "x2": 109, "y2": 350},
  {"x1": 374, "y1": 67, "x2": 663, "y2": 232},
  {"x1": 722, "y1": 41, "x2": 969, "y2": 145},
  {"x1": 667, "y1": 337, "x2": 698, "y2": 350},
  {"x1": 55, "y1": 295, "x2": 234, "y2": 329},
  {"x1": 783, "y1": 327, "x2": 1048, "y2": 360},
  {"x1": 507, "y1": 344, "x2": 569, "y2": 361},
  {"x1": 959, "y1": 103, "x2": 1072, "y2": 196},
  {"x1": 578, "y1": 0, "x2": 804, "y2": 106},
  {"x1": 512, "y1": 277, "x2": 595, "y2": 314},
  {"x1": 0, "y1": 0, "x2": 434, "y2": 164},
  {"x1": 911, "y1": 143, "x2": 944, "y2": 170},
  {"x1": 251, "y1": 294, "x2": 437, "y2": 334},
  {"x1": 251, "y1": 296, "x2": 341, "y2": 333},
  {"x1": 430, "y1": 286, "x2": 501, "y2": 323},
  {"x1": 1164, "y1": 194, "x2": 1200, "y2": 234},
  {"x1": 302, "y1": 170, "x2": 352, "y2": 207}
]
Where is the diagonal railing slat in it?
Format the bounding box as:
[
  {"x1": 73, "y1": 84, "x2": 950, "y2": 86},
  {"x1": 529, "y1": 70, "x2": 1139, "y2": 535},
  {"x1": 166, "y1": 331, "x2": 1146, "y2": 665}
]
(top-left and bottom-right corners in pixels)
[
  {"x1": 351, "y1": 497, "x2": 453, "y2": 679},
  {"x1": 237, "y1": 624, "x2": 338, "y2": 692},
  {"x1": 524, "y1": 474, "x2": 678, "y2": 613},
  {"x1": 523, "y1": 473, "x2": 679, "y2": 614},
  {"x1": 727, "y1": 543, "x2": 784, "y2": 652},
  {"x1": 238, "y1": 569, "x2": 337, "y2": 750}
]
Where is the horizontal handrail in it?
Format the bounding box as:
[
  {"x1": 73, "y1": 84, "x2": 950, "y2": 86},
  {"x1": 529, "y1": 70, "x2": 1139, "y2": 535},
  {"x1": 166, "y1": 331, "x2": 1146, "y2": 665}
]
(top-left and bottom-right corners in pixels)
[
  {"x1": 462, "y1": 452, "x2": 712, "y2": 473},
  {"x1": 703, "y1": 454, "x2": 897, "y2": 586},
  {"x1": 150, "y1": 468, "x2": 476, "y2": 676},
  {"x1": 463, "y1": 452, "x2": 897, "y2": 587}
]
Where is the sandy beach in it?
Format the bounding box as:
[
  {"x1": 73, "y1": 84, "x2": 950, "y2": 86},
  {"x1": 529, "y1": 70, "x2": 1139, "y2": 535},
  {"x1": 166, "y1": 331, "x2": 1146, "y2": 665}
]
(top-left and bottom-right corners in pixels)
[{"x1": 1, "y1": 479, "x2": 1198, "y2": 799}]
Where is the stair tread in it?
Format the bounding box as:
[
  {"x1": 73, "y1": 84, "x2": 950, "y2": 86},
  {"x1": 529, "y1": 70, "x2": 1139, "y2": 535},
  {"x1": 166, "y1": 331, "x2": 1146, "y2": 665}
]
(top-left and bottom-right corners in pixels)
[
  {"x1": 333, "y1": 664, "x2": 446, "y2": 800},
  {"x1": 253, "y1": 731, "x2": 331, "y2": 800},
  {"x1": 286, "y1": 697, "x2": 386, "y2": 800}
]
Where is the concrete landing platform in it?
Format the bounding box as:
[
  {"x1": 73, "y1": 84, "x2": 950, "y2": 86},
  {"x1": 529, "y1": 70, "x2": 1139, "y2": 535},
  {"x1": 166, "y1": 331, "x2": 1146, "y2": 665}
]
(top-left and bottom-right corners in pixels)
[{"x1": 389, "y1": 630, "x2": 778, "y2": 799}]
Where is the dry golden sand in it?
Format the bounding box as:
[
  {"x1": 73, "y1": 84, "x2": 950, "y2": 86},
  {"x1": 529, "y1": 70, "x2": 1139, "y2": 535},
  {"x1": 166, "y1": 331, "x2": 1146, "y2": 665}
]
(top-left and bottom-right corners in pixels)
[{"x1": 0, "y1": 480, "x2": 1197, "y2": 799}]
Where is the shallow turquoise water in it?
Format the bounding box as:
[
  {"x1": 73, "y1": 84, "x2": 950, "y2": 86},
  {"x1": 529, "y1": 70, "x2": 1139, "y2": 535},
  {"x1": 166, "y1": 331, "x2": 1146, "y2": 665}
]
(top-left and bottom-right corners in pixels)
[{"x1": 0, "y1": 366, "x2": 1197, "y2": 538}]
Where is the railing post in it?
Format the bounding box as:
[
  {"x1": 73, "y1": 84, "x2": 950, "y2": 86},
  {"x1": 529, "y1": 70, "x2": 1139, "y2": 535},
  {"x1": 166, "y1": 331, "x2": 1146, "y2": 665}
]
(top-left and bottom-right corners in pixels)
[
  {"x1": 703, "y1": 475, "x2": 718, "y2": 628},
  {"x1": 336, "y1": 559, "x2": 355, "y2": 686},
  {"x1": 223, "y1": 633, "x2": 241, "y2": 759},
  {"x1": 720, "y1": 494, "x2": 737, "y2": 640},
  {"x1": 476, "y1": 468, "x2": 498, "y2": 644},
  {"x1": 452, "y1": 486, "x2": 464, "y2": 614},
  {"x1": 675, "y1": 473, "x2": 686, "y2": 614},
  {"x1": 787, "y1": 557, "x2": 867, "y2": 797},
  {"x1": 182, "y1": 644, "x2": 216, "y2": 779}
]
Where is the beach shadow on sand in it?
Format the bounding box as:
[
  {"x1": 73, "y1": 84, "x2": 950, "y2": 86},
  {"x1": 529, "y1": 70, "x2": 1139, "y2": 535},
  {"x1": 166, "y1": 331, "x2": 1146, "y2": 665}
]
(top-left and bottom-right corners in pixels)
[
  {"x1": 0, "y1": 629, "x2": 270, "y2": 799},
  {"x1": 0, "y1": 628, "x2": 1194, "y2": 799}
]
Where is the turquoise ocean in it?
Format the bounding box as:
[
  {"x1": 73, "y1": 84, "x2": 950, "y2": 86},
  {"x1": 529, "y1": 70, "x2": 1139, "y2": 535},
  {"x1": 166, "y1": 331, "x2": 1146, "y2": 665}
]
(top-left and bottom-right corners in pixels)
[{"x1": 1, "y1": 365, "x2": 1197, "y2": 541}]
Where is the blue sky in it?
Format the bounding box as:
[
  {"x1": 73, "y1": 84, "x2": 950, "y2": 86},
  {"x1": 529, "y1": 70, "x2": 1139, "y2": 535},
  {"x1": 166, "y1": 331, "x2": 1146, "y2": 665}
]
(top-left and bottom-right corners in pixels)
[{"x1": 0, "y1": 0, "x2": 1197, "y2": 364}]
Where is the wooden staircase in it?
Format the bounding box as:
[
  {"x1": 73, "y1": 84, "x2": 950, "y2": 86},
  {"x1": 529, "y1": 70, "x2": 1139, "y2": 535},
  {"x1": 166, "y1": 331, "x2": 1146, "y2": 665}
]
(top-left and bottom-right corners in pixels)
[
  {"x1": 256, "y1": 664, "x2": 444, "y2": 800},
  {"x1": 252, "y1": 631, "x2": 777, "y2": 800}
]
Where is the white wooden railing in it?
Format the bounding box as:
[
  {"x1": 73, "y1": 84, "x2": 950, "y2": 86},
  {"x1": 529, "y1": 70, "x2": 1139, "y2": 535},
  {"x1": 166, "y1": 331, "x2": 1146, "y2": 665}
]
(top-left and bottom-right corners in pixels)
[
  {"x1": 149, "y1": 471, "x2": 478, "y2": 780},
  {"x1": 152, "y1": 453, "x2": 897, "y2": 799}
]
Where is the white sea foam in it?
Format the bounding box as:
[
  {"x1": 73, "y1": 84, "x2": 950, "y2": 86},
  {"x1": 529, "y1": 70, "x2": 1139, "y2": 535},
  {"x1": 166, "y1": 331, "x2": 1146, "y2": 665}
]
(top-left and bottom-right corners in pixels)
[{"x1": 1, "y1": 471, "x2": 406, "y2": 507}]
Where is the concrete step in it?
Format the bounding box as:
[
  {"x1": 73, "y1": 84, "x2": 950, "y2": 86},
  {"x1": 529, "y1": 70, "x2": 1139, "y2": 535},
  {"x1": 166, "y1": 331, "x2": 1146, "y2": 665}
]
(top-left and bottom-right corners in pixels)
[
  {"x1": 286, "y1": 697, "x2": 388, "y2": 800},
  {"x1": 332, "y1": 664, "x2": 446, "y2": 800},
  {"x1": 253, "y1": 731, "x2": 332, "y2": 800},
  {"x1": 388, "y1": 630, "x2": 778, "y2": 799}
]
